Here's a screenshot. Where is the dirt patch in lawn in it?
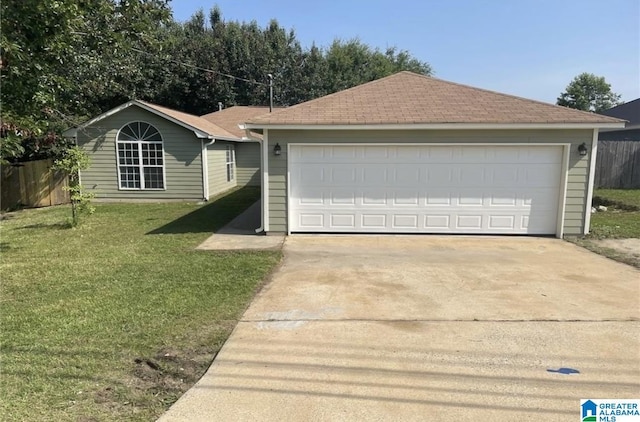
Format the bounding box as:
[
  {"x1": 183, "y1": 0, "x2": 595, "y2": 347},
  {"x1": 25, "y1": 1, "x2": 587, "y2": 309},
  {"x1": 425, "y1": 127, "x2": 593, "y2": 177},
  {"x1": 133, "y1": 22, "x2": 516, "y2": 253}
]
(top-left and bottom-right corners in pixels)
[
  {"x1": 591, "y1": 239, "x2": 640, "y2": 258},
  {"x1": 573, "y1": 238, "x2": 640, "y2": 269}
]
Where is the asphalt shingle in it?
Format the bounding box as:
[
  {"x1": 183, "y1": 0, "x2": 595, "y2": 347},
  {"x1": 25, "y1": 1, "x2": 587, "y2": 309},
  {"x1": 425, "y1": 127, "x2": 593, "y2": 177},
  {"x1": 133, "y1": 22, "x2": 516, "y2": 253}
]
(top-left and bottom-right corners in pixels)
[{"x1": 246, "y1": 71, "x2": 624, "y2": 126}]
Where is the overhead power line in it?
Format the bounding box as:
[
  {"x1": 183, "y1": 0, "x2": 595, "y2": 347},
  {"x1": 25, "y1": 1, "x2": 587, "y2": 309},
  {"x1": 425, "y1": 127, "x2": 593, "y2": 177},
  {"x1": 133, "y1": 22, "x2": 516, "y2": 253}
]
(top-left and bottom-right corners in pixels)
[{"x1": 130, "y1": 47, "x2": 267, "y2": 86}]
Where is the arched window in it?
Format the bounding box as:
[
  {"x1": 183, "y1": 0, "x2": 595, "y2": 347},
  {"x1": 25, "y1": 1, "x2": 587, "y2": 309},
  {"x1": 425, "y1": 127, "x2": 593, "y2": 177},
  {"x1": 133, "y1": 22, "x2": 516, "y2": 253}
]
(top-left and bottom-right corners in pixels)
[{"x1": 116, "y1": 122, "x2": 165, "y2": 190}]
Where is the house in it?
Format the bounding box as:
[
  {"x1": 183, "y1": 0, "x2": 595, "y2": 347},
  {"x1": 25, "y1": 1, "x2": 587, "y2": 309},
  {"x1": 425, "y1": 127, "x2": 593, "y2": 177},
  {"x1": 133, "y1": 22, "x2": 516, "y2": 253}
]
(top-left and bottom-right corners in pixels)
[
  {"x1": 242, "y1": 71, "x2": 624, "y2": 237},
  {"x1": 581, "y1": 400, "x2": 597, "y2": 420},
  {"x1": 63, "y1": 101, "x2": 269, "y2": 201},
  {"x1": 598, "y1": 98, "x2": 640, "y2": 141},
  {"x1": 595, "y1": 99, "x2": 640, "y2": 188}
]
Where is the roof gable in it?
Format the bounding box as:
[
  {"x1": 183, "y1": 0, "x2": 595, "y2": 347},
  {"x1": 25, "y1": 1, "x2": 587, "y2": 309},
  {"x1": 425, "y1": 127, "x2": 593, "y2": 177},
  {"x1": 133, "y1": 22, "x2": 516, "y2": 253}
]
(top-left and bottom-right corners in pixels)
[
  {"x1": 64, "y1": 100, "x2": 239, "y2": 140},
  {"x1": 246, "y1": 71, "x2": 625, "y2": 127}
]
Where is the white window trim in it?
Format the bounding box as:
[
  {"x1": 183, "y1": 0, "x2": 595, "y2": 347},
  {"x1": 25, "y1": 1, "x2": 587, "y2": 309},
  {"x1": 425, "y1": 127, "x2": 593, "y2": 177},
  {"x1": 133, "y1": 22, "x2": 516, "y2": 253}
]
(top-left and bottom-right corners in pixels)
[
  {"x1": 115, "y1": 121, "x2": 167, "y2": 191},
  {"x1": 226, "y1": 144, "x2": 235, "y2": 182}
]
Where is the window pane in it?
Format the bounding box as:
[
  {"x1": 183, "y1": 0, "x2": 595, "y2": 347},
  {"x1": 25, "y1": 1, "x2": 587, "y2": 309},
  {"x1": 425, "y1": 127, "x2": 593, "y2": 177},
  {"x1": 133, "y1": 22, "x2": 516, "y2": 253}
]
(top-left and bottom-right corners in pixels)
[
  {"x1": 143, "y1": 167, "x2": 164, "y2": 189},
  {"x1": 226, "y1": 163, "x2": 234, "y2": 182},
  {"x1": 119, "y1": 166, "x2": 140, "y2": 188},
  {"x1": 117, "y1": 123, "x2": 164, "y2": 190}
]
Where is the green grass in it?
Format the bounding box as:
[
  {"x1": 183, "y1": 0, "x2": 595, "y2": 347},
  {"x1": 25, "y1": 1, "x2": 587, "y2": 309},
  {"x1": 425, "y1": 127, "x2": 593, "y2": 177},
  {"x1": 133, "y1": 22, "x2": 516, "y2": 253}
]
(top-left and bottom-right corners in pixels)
[
  {"x1": 0, "y1": 187, "x2": 281, "y2": 421},
  {"x1": 593, "y1": 188, "x2": 640, "y2": 210},
  {"x1": 589, "y1": 189, "x2": 640, "y2": 239},
  {"x1": 570, "y1": 188, "x2": 640, "y2": 268}
]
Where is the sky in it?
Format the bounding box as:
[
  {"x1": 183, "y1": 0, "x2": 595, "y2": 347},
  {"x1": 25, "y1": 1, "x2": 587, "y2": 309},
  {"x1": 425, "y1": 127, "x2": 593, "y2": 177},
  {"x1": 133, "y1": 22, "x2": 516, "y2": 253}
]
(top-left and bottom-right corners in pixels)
[{"x1": 171, "y1": 0, "x2": 640, "y2": 104}]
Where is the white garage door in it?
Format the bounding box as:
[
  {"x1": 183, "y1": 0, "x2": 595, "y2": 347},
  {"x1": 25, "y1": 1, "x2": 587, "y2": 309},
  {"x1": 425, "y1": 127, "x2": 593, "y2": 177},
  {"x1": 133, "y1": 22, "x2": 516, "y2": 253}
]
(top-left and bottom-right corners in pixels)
[{"x1": 289, "y1": 144, "x2": 563, "y2": 234}]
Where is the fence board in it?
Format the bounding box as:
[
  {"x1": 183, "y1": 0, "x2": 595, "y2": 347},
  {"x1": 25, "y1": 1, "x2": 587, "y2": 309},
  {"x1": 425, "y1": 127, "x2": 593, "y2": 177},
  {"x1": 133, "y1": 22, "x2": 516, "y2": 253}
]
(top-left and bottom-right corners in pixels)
[
  {"x1": 595, "y1": 140, "x2": 640, "y2": 189},
  {"x1": 1, "y1": 159, "x2": 69, "y2": 209}
]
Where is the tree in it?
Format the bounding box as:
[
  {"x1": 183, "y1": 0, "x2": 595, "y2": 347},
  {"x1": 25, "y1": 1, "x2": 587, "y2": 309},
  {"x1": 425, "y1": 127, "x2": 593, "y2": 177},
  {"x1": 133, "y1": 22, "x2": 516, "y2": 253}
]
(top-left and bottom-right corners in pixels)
[
  {"x1": 53, "y1": 146, "x2": 95, "y2": 227},
  {"x1": 1, "y1": 0, "x2": 171, "y2": 145},
  {"x1": 557, "y1": 73, "x2": 622, "y2": 112}
]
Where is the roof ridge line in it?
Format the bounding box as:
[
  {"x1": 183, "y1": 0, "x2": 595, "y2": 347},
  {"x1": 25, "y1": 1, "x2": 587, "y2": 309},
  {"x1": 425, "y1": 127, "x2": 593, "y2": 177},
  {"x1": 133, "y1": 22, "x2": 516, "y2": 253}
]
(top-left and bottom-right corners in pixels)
[{"x1": 409, "y1": 72, "x2": 621, "y2": 121}]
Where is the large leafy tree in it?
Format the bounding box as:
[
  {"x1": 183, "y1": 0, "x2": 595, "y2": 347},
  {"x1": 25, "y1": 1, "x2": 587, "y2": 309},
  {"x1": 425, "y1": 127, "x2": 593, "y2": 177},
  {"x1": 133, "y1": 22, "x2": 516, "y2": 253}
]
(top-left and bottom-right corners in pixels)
[
  {"x1": 2, "y1": 3, "x2": 432, "y2": 162},
  {"x1": 1, "y1": 0, "x2": 171, "y2": 162},
  {"x1": 557, "y1": 73, "x2": 622, "y2": 112},
  {"x1": 153, "y1": 10, "x2": 432, "y2": 115}
]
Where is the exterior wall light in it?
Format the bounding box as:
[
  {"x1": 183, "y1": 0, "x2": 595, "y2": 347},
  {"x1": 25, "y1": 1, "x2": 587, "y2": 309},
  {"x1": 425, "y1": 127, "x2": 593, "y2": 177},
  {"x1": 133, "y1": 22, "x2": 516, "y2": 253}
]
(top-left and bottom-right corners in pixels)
[
  {"x1": 578, "y1": 143, "x2": 588, "y2": 156},
  {"x1": 273, "y1": 143, "x2": 282, "y2": 156}
]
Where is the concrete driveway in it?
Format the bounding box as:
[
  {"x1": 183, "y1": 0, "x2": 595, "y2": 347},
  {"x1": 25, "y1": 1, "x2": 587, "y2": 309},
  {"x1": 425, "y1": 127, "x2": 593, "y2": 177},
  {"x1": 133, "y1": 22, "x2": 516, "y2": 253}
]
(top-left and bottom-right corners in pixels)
[{"x1": 160, "y1": 236, "x2": 640, "y2": 422}]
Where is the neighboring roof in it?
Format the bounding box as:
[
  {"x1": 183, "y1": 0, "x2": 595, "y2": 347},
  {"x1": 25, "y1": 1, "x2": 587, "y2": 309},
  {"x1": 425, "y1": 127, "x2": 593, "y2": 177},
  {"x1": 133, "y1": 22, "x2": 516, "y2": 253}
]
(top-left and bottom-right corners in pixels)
[
  {"x1": 246, "y1": 71, "x2": 625, "y2": 128},
  {"x1": 63, "y1": 100, "x2": 239, "y2": 140},
  {"x1": 599, "y1": 98, "x2": 640, "y2": 127},
  {"x1": 200, "y1": 106, "x2": 274, "y2": 138}
]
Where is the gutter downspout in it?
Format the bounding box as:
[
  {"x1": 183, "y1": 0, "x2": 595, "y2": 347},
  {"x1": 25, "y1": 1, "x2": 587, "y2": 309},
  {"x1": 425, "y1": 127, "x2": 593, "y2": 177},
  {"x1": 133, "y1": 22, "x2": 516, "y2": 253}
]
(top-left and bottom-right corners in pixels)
[
  {"x1": 243, "y1": 127, "x2": 265, "y2": 234},
  {"x1": 201, "y1": 136, "x2": 216, "y2": 201}
]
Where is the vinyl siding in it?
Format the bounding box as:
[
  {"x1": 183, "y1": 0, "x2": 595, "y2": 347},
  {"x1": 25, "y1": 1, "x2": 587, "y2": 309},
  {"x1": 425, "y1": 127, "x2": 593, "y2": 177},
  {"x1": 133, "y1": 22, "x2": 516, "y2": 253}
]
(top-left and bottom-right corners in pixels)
[
  {"x1": 235, "y1": 142, "x2": 261, "y2": 186},
  {"x1": 77, "y1": 106, "x2": 204, "y2": 200},
  {"x1": 207, "y1": 141, "x2": 237, "y2": 197},
  {"x1": 265, "y1": 129, "x2": 594, "y2": 236}
]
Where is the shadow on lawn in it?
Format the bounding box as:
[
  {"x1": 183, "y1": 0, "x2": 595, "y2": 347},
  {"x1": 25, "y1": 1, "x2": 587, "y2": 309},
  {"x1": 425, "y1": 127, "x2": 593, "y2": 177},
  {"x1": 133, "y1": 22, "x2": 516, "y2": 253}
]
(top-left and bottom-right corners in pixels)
[
  {"x1": 15, "y1": 222, "x2": 69, "y2": 231},
  {"x1": 147, "y1": 187, "x2": 260, "y2": 235}
]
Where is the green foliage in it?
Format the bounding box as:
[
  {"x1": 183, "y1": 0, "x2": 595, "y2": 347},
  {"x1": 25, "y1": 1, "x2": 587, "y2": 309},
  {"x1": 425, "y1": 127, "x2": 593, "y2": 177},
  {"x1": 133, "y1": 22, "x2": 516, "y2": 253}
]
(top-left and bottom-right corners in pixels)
[
  {"x1": 0, "y1": 134, "x2": 25, "y2": 165},
  {"x1": 53, "y1": 146, "x2": 94, "y2": 226},
  {"x1": 1, "y1": 0, "x2": 172, "y2": 135},
  {"x1": 557, "y1": 73, "x2": 622, "y2": 112},
  {"x1": 2, "y1": 2, "x2": 432, "y2": 145},
  {"x1": 151, "y1": 13, "x2": 432, "y2": 114}
]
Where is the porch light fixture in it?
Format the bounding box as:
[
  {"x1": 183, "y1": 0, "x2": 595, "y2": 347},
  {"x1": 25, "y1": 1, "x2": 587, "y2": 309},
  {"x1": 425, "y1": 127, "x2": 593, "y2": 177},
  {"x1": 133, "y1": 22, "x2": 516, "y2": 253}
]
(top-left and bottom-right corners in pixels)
[
  {"x1": 578, "y1": 142, "x2": 588, "y2": 156},
  {"x1": 273, "y1": 143, "x2": 282, "y2": 156}
]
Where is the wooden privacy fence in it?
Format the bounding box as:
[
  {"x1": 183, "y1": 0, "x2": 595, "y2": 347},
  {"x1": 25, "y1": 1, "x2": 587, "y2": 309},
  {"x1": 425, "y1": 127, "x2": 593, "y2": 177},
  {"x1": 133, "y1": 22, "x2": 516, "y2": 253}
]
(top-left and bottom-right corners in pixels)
[
  {"x1": 1, "y1": 159, "x2": 70, "y2": 210},
  {"x1": 595, "y1": 140, "x2": 640, "y2": 189}
]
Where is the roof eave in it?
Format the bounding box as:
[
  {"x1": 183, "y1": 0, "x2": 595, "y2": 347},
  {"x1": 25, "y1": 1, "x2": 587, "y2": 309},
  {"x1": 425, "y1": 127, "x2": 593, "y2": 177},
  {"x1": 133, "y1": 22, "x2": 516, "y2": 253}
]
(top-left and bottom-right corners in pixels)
[{"x1": 244, "y1": 122, "x2": 626, "y2": 130}]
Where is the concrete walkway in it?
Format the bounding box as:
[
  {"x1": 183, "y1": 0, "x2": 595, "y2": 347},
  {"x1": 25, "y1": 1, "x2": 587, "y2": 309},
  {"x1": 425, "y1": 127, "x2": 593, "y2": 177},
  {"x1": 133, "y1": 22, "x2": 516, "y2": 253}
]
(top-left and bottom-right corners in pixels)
[
  {"x1": 161, "y1": 236, "x2": 640, "y2": 421},
  {"x1": 196, "y1": 201, "x2": 284, "y2": 250}
]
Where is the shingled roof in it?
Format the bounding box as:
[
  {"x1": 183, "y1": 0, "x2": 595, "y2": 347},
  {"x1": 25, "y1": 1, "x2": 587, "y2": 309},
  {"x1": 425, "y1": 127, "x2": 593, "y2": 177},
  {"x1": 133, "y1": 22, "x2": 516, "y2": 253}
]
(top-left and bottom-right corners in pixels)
[
  {"x1": 64, "y1": 100, "x2": 240, "y2": 140},
  {"x1": 201, "y1": 106, "x2": 273, "y2": 138},
  {"x1": 246, "y1": 71, "x2": 624, "y2": 126},
  {"x1": 136, "y1": 101, "x2": 238, "y2": 139}
]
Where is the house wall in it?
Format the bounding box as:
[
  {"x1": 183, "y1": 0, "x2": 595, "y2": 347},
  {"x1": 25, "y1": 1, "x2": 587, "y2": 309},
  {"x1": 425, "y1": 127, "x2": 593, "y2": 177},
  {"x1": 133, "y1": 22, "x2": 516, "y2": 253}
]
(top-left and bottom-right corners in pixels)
[
  {"x1": 598, "y1": 129, "x2": 640, "y2": 142},
  {"x1": 207, "y1": 141, "x2": 237, "y2": 198},
  {"x1": 235, "y1": 142, "x2": 261, "y2": 187},
  {"x1": 77, "y1": 106, "x2": 204, "y2": 200},
  {"x1": 265, "y1": 129, "x2": 594, "y2": 236}
]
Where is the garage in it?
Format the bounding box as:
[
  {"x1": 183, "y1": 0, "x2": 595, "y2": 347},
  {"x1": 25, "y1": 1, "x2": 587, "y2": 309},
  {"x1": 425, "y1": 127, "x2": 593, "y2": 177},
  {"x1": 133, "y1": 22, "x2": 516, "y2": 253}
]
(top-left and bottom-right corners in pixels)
[
  {"x1": 244, "y1": 71, "x2": 625, "y2": 236},
  {"x1": 289, "y1": 144, "x2": 565, "y2": 234}
]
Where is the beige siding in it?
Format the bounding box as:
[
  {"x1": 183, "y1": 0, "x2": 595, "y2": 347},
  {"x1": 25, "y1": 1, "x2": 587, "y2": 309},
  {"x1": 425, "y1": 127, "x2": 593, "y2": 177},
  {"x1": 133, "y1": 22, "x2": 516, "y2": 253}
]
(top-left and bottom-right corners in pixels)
[
  {"x1": 235, "y1": 142, "x2": 261, "y2": 186},
  {"x1": 77, "y1": 106, "x2": 204, "y2": 200},
  {"x1": 266, "y1": 129, "x2": 594, "y2": 236},
  {"x1": 207, "y1": 141, "x2": 237, "y2": 197}
]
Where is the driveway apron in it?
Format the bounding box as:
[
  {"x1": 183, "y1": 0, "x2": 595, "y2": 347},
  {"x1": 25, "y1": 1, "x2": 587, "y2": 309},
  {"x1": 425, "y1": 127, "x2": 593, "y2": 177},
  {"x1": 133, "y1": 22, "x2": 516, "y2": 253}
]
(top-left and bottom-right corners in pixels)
[{"x1": 159, "y1": 236, "x2": 640, "y2": 422}]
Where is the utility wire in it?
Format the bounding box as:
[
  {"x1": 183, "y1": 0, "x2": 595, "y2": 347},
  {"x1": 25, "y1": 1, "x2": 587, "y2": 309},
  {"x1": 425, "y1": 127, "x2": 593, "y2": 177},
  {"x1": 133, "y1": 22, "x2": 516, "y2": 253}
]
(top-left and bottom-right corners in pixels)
[{"x1": 130, "y1": 47, "x2": 267, "y2": 86}]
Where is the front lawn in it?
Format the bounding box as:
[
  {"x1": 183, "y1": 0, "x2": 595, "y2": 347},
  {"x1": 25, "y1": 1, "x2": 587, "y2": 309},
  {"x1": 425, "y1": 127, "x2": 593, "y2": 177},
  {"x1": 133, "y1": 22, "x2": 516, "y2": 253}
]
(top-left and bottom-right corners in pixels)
[
  {"x1": 0, "y1": 187, "x2": 281, "y2": 421},
  {"x1": 589, "y1": 189, "x2": 640, "y2": 239},
  {"x1": 572, "y1": 188, "x2": 640, "y2": 268}
]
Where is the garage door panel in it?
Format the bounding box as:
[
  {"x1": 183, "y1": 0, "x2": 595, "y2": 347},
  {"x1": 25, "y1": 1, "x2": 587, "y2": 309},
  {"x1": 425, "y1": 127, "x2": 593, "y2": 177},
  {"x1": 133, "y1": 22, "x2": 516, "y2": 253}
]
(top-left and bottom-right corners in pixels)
[
  {"x1": 329, "y1": 189, "x2": 356, "y2": 205},
  {"x1": 290, "y1": 145, "x2": 561, "y2": 234},
  {"x1": 297, "y1": 189, "x2": 324, "y2": 205},
  {"x1": 363, "y1": 165, "x2": 389, "y2": 185},
  {"x1": 362, "y1": 214, "x2": 387, "y2": 228},
  {"x1": 392, "y1": 189, "x2": 420, "y2": 205},
  {"x1": 330, "y1": 165, "x2": 357, "y2": 184},
  {"x1": 299, "y1": 213, "x2": 324, "y2": 228},
  {"x1": 393, "y1": 166, "x2": 421, "y2": 184},
  {"x1": 488, "y1": 215, "x2": 516, "y2": 229},
  {"x1": 362, "y1": 190, "x2": 388, "y2": 205},
  {"x1": 425, "y1": 214, "x2": 451, "y2": 229}
]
